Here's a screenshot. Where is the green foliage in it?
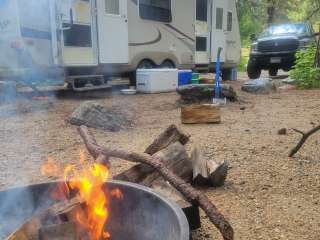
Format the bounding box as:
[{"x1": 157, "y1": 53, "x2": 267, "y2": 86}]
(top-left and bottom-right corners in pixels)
[
  {"x1": 237, "y1": 0, "x2": 320, "y2": 44},
  {"x1": 238, "y1": 48, "x2": 250, "y2": 72},
  {"x1": 289, "y1": 45, "x2": 320, "y2": 89}
]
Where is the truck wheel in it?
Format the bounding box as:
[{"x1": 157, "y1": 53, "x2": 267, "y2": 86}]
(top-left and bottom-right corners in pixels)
[
  {"x1": 247, "y1": 62, "x2": 261, "y2": 79},
  {"x1": 269, "y1": 68, "x2": 278, "y2": 77}
]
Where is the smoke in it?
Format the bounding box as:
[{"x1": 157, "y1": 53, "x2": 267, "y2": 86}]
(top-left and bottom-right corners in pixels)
[
  {"x1": 0, "y1": 184, "x2": 55, "y2": 239},
  {"x1": 0, "y1": 1, "x2": 63, "y2": 237}
]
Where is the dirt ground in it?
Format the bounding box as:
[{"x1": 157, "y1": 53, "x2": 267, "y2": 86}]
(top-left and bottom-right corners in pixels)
[{"x1": 0, "y1": 73, "x2": 319, "y2": 240}]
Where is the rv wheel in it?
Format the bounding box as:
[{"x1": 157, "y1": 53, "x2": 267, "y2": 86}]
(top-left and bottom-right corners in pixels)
[
  {"x1": 160, "y1": 60, "x2": 175, "y2": 68},
  {"x1": 138, "y1": 60, "x2": 155, "y2": 69},
  {"x1": 129, "y1": 60, "x2": 155, "y2": 86}
]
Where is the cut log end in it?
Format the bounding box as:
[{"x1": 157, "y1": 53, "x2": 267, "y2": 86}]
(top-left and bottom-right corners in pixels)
[{"x1": 181, "y1": 104, "x2": 221, "y2": 124}]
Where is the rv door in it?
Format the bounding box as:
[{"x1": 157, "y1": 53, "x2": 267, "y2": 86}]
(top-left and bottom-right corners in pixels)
[
  {"x1": 52, "y1": 0, "x2": 98, "y2": 66},
  {"x1": 210, "y1": 0, "x2": 227, "y2": 63},
  {"x1": 96, "y1": 0, "x2": 128, "y2": 64}
]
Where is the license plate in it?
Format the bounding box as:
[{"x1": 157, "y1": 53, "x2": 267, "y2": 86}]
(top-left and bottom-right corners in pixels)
[{"x1": 270, "y1": 57, "x2": 281, "y2": 63}]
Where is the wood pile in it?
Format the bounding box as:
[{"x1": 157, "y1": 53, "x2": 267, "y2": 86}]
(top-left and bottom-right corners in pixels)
[{"x1": 79, "y1": 125, "x2": 233, "y2": 239}]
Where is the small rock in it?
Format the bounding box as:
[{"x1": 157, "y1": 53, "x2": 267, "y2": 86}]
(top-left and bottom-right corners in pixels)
[
  {"x1": 241, "y1": 78, "x2": 275, "y2": 94},
  {"x1": 240, "y1": 106, "x2": 246, "y2": 111},
  {"x1": 278, "y1": 128, "x2": 287, "y2": 135},
  {"x1": 282, "y1": 77, "x2": 296, "y2": 84},
  {"x1": 69, "y1": 101, "x2": 131, "y2": 132}
]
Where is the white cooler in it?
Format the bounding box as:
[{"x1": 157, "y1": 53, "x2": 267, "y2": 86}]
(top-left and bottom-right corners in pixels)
[{"x1": 136, "y1": 69, "x2": 178, "y2": 93}]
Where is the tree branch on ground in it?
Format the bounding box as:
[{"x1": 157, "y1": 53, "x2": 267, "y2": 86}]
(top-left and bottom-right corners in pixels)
[{"x1": 289, "y1": 125, "x2": 320, "y2": 157}]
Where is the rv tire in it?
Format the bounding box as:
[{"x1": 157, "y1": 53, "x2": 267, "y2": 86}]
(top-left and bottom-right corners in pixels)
[
  {"x1": 247, "y1": 61, "x2": 261, "y2": 79},
  {"x1": 160, "y1": 60, "x2": 175, "y2": 68},
  {"x1": 129, "y1": 60, "x2": 156, "y2": 86}
]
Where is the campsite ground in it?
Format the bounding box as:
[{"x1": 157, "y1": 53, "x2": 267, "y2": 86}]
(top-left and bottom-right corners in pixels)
[{"x1": 0, "y1": 73, "x2": 319, "y2": 240}]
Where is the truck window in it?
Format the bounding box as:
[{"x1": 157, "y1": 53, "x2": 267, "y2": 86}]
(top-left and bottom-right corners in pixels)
[
  {"x1": 139, "y1": 0, "x2": 172, "y2": 23},
  {"x1": 196, "y1": 0, "x2": 207, "y2": 22},
  {"x1": 227, "y1": 12, "x2": 232, "y2": 31},
  {"x1": 216, "y1": 8, "x2": 223, "y2": 30},
  {"x1": 105, "y1": 0, "x2": 119, "y2": 15}
]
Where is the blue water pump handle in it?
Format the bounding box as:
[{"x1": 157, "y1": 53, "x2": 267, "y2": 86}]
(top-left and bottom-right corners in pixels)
[{"x1": 215, "y1": 47, "x2": 223, "y2": 99}]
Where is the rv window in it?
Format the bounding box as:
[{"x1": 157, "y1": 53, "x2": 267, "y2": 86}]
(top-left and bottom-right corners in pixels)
[
  {"x1": 105, "y1": 0, "x2": 120, "y2": 15},
  {"x1": 139, "y1": 0, "x2": 172, "y2": 23},
  {"x1": 216, "y1": 8, "x2": 223, "y2": 30},
  {"x1": 227, "y1": 12, "x2": 232, "y2": 31},
  {"x1": 196, "y1": 37, "x2": 207, "y2": 51},
  {"x1": 63, "y1": 24, "x2": 92, "y2": 47},
  {"x1": 196, "y1": 0, "x2": 207, "y2": 22}
]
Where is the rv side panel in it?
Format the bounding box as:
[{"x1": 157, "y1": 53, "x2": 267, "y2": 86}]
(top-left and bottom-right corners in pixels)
[
  {"x1": 17, "y1": 0, "x2": 53, "y2": 67},
  {"x1": 127, "y1": 0, "x2": 195, "y2": 70}
]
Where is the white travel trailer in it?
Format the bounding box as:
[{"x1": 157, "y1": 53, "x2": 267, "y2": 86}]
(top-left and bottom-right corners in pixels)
[{"x1": 0, "y1": 0, "x2": 241, "y2": 90}]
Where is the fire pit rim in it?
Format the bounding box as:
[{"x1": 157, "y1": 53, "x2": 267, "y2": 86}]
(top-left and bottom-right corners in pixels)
[{"x1": 0, "y1": 180, "x2": 190, "y2": 240}]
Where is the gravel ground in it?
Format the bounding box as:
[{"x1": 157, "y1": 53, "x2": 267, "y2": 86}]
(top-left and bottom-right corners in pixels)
[{"x1": 0, "y1": 73, "x2": 319, "y2": 240}]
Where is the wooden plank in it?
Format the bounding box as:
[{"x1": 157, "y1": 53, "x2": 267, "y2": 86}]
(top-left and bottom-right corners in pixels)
[{"x1": 181, "y1": 104, "x2": 221, "y2": 124}]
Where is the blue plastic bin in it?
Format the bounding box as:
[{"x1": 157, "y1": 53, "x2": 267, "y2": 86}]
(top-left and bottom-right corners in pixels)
[{"x1": 178, "y1": 70, "x2": 192, "y2": 86}]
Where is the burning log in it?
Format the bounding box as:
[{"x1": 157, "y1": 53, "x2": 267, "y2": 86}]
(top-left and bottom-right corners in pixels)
[
  {"x1": 79, "y1": 125, "x2": 234, "y2": 240},
  {"x1": 7, "y1": 198, "x2": 83, "y2": 240},
  {"x1": 39, "y1": 222, "x2": 76, "y2": 240}
]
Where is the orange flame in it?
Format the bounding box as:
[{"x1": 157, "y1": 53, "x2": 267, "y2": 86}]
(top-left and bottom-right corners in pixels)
[
  {"x1": 41, "y1": 156, "x2": 59, "y2": 177},
  {"x1": 41, "y1": 151, "x2": 123, "y2": 240}
]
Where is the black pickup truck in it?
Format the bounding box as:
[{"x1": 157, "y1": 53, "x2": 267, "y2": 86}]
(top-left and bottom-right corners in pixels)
[{"x1": 247, "y1": 23, "x2": 316, "y2": 79}]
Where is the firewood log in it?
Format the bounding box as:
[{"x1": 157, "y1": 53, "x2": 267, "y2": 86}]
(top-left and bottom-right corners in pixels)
[
  {"x1": 114, "y1": 124, "x2": 190, "y2": 182},
  {"x1": 191, "y1": 146, "x2": 229, "y2": 187}
]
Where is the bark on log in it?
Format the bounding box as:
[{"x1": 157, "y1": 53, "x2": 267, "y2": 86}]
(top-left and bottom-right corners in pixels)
[
  {"x1": 78, "y1": 126, "x2": 234, "y2": 240},
  {"x1": 181, "y1": 104, "x2": 221, "y2": 124},
  {"x1": 177, "y1": 84, "x2": 237, "y2": 103},
  {"x1": 114, "y1": 124, "x2": 190, "y2": 182},
  {"x1": 289, "y1": 125, "x2": 320, "y2": 157},
  {"x1": 141, "y1": 142, "x2": 193, "y2": 186},
  {"x1": 145, "y1": 124, "x2": 190, "y2": 155},
  {"x1": 191, "y1": 146, "x2": 229, "y2": 187}
]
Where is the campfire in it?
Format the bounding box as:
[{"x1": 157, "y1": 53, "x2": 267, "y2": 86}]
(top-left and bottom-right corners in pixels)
[
  {"x1": 7, "y1": 151, "x2": 124, "y2": 240},
  {"x1": 2, "y1": 125, "x2": 234, "y2": 240},
  {"x1": 42, "y1": 154, "x2": 122, "y2": 240}
]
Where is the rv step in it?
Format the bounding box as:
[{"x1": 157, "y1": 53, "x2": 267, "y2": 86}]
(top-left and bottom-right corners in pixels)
[
  {"x1": 67, "y1": 75, "x2": 111, "y2": 92},
  {"x1": 195, "y1": 66, "x2": 210, "y2": 73}
]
